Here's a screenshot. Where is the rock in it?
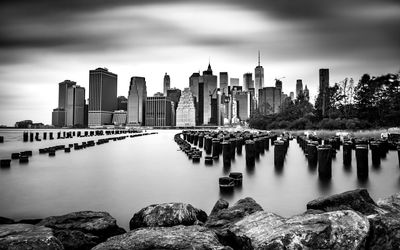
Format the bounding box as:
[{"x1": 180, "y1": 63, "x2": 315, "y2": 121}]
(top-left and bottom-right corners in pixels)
[
  {"x1": 0, "y1": 223, "x2": 63, "y2": 249},
  {"x1": 0, "y1": 217, "x2": 14, "y2": 224},
  {"x1": 53, "y1": 229, "x2": 99, "y2": 250},
  {"x1": 17, "y1": 218, "x2": 43, "y2": 225},
  {"x1": 37, "y1": 211, "x2": 125, "y2": 249},
  {"x1": 129, "y1": 202, "x2": 207, "y2": 230},
  {"x1": 377, "y1": 191, "x2": 400, "y2": 213},
  {"x1": 307, "y1": 188, "x2": 385, "y2": 215},
  {"x1": 367, "y1": 213, "x2": 400, "y2": 250},
  {"x1": 228, "y1": 210, "x2": 369, "y2": 249},
  {"x1": 205, "y1": 197, "x2": 263, "y2": 229},
  {"x1": 93, "y1": 225, "x2": 232, "y2": 250},
  {"x1": 209, "y1": 199, "x2": 229, "y2": 217}
]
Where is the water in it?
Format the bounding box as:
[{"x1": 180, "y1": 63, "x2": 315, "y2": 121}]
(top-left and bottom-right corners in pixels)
[{"x1": 1, "y1": 129, "x2": 399, "y2": 230}]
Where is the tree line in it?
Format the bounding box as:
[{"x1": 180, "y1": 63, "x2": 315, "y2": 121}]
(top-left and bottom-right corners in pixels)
[{"x1": 249, "y1": 71, "x2": 400, "y2": 130}]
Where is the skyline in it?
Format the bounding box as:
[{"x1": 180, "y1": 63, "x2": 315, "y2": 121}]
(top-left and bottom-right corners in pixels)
[{"x1": 1, "y1": 0, "x2": 399, "y2": 125}]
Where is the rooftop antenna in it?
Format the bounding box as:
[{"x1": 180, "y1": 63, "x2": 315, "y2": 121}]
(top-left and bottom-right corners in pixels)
[{"x1": 258, "y1": 50, "x2": 260, "y2": 66}]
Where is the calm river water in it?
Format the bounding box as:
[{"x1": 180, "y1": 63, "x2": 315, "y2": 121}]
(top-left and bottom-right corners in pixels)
[{"x1": 1, "y1": 129, "x2": 399, "y2": 229}]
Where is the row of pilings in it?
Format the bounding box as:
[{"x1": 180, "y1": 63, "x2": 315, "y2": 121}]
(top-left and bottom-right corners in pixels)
[
  {"x1": 0, "y1": 132, "x2": 156, "y2": 168},
  {"x1": 21, "y1": 129, "x2": 137, "y2": 143},
  {"x1": 297, "y1": 135, "x2": 400, "y2": 180}
]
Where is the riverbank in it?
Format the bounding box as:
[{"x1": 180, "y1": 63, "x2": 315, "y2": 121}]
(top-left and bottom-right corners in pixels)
[{"x1": 1, "y1": 188, "x2": 400, "y2": 249}]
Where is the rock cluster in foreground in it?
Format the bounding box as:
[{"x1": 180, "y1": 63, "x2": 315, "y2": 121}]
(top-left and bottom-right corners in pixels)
[{"x1": 2, "y1": 189, "x2": 400, "y2": 249}]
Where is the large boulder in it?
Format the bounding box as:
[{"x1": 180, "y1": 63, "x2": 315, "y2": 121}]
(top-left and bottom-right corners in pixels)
[
  {"x1": 37, "y1": 211, "x2": 125, "y2": 250},
  {"x1": 0, "y1": 223, "x2": 63, "y2": 249},
  {"x1": 205, "y1": 197, "x2": 263, "y2": 229},
  {"x1": 306, "y1": 189, "x2": 386, "y2": 215},
  {"x1": 377, "y1": 191, "x2": 400, "y2": 213},
  {"x1": 129, "y1": 202, "x2": 207, "y2": 230},
  {"x1": 228, "y1": 210, "x2": 370, "y2": 249},
  {"x1": 92, "y1": 225, "x2": 232, "y2": 250}
]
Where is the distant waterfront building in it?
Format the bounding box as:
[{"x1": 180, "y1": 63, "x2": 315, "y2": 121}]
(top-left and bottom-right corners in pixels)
[
  {"x1": 154, "y1": 92, "x2": 164, "y2": 97},
  {"x1": 163, "y1": 73, "x2": 170, "y2": 96},
  {"x1": 296, "y1": 79, "x2": 303, "y2": 97},
  {"x1": 189, "y1": 72, "x2": 200, "y2": 125},
  {"x1": 258, "y1": 87, "x2": 282, "y2": 115},
  {"x1": 201, "y1": 63, "x2": 218, "y2": 125},
  {"x1": 145, "y1": 96, "x2": 173, "y2": 126},
  {"x1": 128, "y1": 76, "x2": 147, "y2": 125},
  {"x1": 290, "y1": 92, "x2": 294, "y2": 100},
  {"x1": 230, "y1": 78, "x2": 239, "y2": 87},
  {"x1": 254, "y1": 51, "x2": 264, "y2": 101},
  {"x1": 52, "y1": 108, "x2": 66, "y2": 127},
  {"x1": 167, "y1": 88, "x2": 181, "y2": 112},
  {"x1": 319, "y1": 68, "x2": 329, "y2": 116},
  {"x1": 117, "y1": 96, "x2": 128, "y2": 111},
  {"x1": 275, "y1": 79, "x2": 283, "y2": 90},
  {"x1": 88, "y1": 68, "x2": 117, "y2": 126},
  {"x1": 112, "y1": 110, "x2": 127, "y2": 125},
  {"x1": 58, "y1": 80, "x2": 76, "y2": 110},
  {"x1": 304, "y1": 85, "x2": 310, "y2": 101},
  {"x1": 66, "y1": 85, "x2": 85, "y2": 127},
  {"x1": 176, "y1": 88, "x2": 196, "y2": 127},
  {"x1": 220, "y1": 72, "x2": 229, "y2": 95},
  {"x1": 235, "y1": 91, "x2": 251, "y2": 121},
  {"x1": 243, "y1": 73, "x2": 253, "y2": 91}
]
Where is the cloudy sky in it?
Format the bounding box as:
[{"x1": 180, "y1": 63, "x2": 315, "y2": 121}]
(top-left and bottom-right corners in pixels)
[{"x1": 0, "y1": 0, "x2": 399, "y2": 125}]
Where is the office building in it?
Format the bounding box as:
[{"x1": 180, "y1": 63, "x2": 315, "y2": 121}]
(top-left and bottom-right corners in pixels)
[
  {"x1": 230, "y1": 78, "x2": 239, "y2": 87},
  {"x1": 145, "y1": 96, "x2": 173, "y2": 126},
  {"x1": 219, "y1": 72, "x2": 229, "y2": 95},
  {"x1": 243, "y1": 73, "x2": 253, "y2": 91},
  {"x1": 167, "y1": 88, "x2": 181, "y2": 112},
  {"x1": 296, "y1": 79, "x2": 303, "y2": 97},
  {"x1": 88, "y1": 68, "x2": 117, "y2": 126},
  {"x1": 112, "y1": 110, "x2": 127, "y2": 126},
  {"x1": 163, "y1": 73, "x2": 170, "y2": 96},
  {"x1": 117, "y1": 96, "x2": 128, "y2": 111},
  {"x1": 275, "y1": 79, "x2": 283, "y2": 90},
  {"x1": 254, "y1": 51, "x2": 264, "y2": 101},
  {"x1": 304, "y1": 85, "x2": 310, "y2": 102},
  {"x1": 52, "y1": 108, "x2": 66, "y2": 127},
  {"x1": 66, "y1": 85, "x2": 85, "y2": 127},
  {"x1": 128, "y1": 76, "x2": 147, "y2": 125},
  {"x1": 235, "y1": 91, "x2": 251, "y2": 121},
  {"x1": 176, "y1": 88, "x2": 196, "y2": 127},
  {"x1": 290, "y1": 92, "x2": 294, "y2": 100},
  {"x1": 201, "y1": 63, "x2": 218, "y2": 125},
  {"x1": 319, "y1": 68, "x2": 329, "y2": 116},
  {"x1": 58, "y1": 80, "x2": 76, "y2": 110},
  {"x1": 258, "y1": 87, "x2": 282, "y2": 115}
]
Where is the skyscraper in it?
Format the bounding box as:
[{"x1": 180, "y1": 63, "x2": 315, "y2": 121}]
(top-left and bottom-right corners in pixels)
[
  {"x1": 319, "y1": 68, "x2": 329, "y2": 116},
  {"x1": 176, "y1": 88, "x2": 196, "y2": 127},
  {"x1": 66, "y1": 85, "x2": 85, "y2": 127},
  {"x1": 88, "y1": 68, "x2": 117, "y2": 126},
  {"x1": 296, "y1": 79, "x2": 303, "y2": 97},
  {"x1": 128, "y1": 76, "x2": 147, "y2": 125},
  {"x1": 254, "y1": 51, "x2": 264, "y2": 101},
  {"x1": 230, "y1": 78, "x2": 239, "y2": 87},
  {"x1": 304, "y1": 85, "x2": 310, "y2": 101},
  {"x1": 243, "y1": 73, "x2": 253, "y2": 91},
  {"x1": 219, "y1": 72, "x2": 228, "y2": 95},
  {"x1": 167, "y1": 88, "x2": 181, "y2": 112},
  {"x1": 163, "y1": 73, "x2": 170, "y2": 96},
  {"x1": 258, "y1": 87, "x2": 282, "y2": 115},
  {"x1": 290, "y1": 92, "x2": 294, "y2": 100},
  {"x1": 275, "y1": 79, "x2": 283, "y2": 90},
  {"x1": 117, "y1": 96, "x2": 128, "y2": 111},
  {"x1": 189, "y1": 72, "x2": 200, "y2": 125},
  {"x1": 58, "y1": 80, "x2": 76, "y2": 110},
  {"x1": 145, "y1": 96, "x2": 173, "y2": 127},
  {"x1": 200, "y1": 63, "x2": 218, "y2": 125},
  {"x1": 235, "y1": 91, "x2": 251, "y2": 121}
]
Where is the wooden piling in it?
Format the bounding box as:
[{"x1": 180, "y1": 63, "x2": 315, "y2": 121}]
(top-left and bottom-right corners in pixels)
[
  {"x1": 318, "y1": 145, "x2": 332, "y2": 179},
  {"x1": 245, "y1": 140, "x2": 255, "y2": 167},
  {"x1": 222, "y1": 141, "x2": 231, "y2": 167},
  {"x1": 356, "y1": 145, "x2": 368, "y2": 179}
]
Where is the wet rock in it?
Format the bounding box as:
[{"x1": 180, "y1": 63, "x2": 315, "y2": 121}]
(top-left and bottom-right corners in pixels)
[
  {"x1": 367, "y1": 213, "x2": 400, "y2": 250},
  {"x1": 0, "y1": 216, "x2": 14, "y2": 224},
  {"x1": 17, "y1": 218, "x2": 43, "y2": 225},
  {"x1": 37, "y1": 211, "x2": 125, "y2": 249},
  {"x1": 92, "y1": 225, "x2": 232, "y2": 250},
  {"x1": 377, "y1": 191, "x2": 400, "y2": 213},
  {"x1": 307, "y1": 188, "x2": 385, "y2": 215},
  {"x1": 228, "y1": 210, "x2": 369, "y2": 249},
  {"x1": 0, "y1": 223, "x2": 63, "y2": 249},
  {"x1": 209, "y1": 199, "x2": 229, "y2": 217},
  {"x1": 129, "y1": 202, "x2": 207, "y2": 230},
  {"x1": 205, "y1": 197, "x2": 263, "y2": 229}
]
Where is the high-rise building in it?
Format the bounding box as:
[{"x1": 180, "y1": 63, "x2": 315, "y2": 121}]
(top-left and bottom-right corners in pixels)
[
  {"x1": 88, "y1": 68, "x2": 117, "y2": 126},
  {"x1": 254, "y1": 51, "x2": 264, "y2": 101},
  {"x1": 167, "y1": 88, "x2": 181, "y2": 112},
  {"x1": 230, "y1": 78, "x2": 239, "y2": 87},
  {"x1": 145, "y1": 96, "x2": 173, "y2": 127},
  {"x1": 296, "y1": 79, "x2": 303, "y2": 97},
  {"x1": 52, "y1": 108, "x2": 66, "y2": 127},
  {"x1": 58, "y1": 80, "x2": 76, "y2": 110},
  {"x1": 200, "y1": 63, "x2": 218, "y2": 125},
  {"x1": 176, "y1": 88, "x2": 196, "y2": 127},
  {"x1": 117, "y1": 96, "x2": 128, "y2": 111},
  {"x1": 258, "y1": 87, "x2": 282, "y2": 115},
  {"x1": 243, "y1": 73, "x2": 253, "y2": 91},
  {"x1": 275, "y1": 79, "x2": 283, "y2": 90},
  {"x1": 319, "y1": 68, "x2": 329, "y2": 116},
  {"x1": 304, "y1": 85, "x2": 310, "y2": 102},
  {"x1": 235, "y1": 91, "x2": 251, "y2": 121},
  {"x1": 290, "y1": 92, "x2": 294, "y2": 100},
  {"x1": 112, "y1": 110, "x2": 127, "y2": 126},
  {"x1": 189, "y1": 72, "x2": 200, "y2": 125},
  {"x1": 163, "y1": 73, "x2": 170, "y2": 96},
  {"x1": 219, "y1": 72, "x2": 229, "y2": 95},
  {"x1": 128, "y1": 76, "x2": 147, "y2": 125},
  {"x1": 66, "y1": 85, "x2": 85, "y2": 127}
]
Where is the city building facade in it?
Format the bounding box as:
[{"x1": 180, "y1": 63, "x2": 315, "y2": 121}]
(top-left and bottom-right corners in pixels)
[
  {"x1": 145, "y1": 96, "x2": 173, "y2": 126},
  {"x1": 128, "y1": 76, "x2": 147, "y2": 125},
  {"x1": 176, "y1": 88, "x2": 196, "y2": 127}
]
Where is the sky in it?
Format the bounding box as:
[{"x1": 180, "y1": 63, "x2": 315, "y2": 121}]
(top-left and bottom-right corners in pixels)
[{"x1": 0, "y1": 0, "x2": 399, "y2": 126}]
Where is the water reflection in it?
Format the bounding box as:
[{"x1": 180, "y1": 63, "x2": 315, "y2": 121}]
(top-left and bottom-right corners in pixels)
[
  {"x1": 318, "y1": 178, "x2": 332, "y2": 194},
  {"x1": 357, "y1": 176, "x2": 369, "y2": 187}
]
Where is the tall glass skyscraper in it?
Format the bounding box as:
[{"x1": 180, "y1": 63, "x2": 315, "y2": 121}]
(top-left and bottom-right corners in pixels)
[
  {"x1": 88, "y1": 68, "x2": 117, "y2": 126},
  {"x1": 128, "y1": 76, "x2": 147, "y2": 125},
  {"x1": 163, "y1": 73, "x2": 170, "y2": 96},
  {"x1": 254, "y1": 51, "x2": 264, "y2": 102}
]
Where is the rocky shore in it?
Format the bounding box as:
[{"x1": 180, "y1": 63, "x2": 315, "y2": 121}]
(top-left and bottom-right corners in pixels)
[{"x1": 1, "y1": 189, "x2": 400, "y2": 249}]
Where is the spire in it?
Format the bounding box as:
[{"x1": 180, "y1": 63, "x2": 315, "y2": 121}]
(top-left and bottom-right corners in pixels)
[{"x1": 258, "y1": 50, "x2": 260, "y2": 66}]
